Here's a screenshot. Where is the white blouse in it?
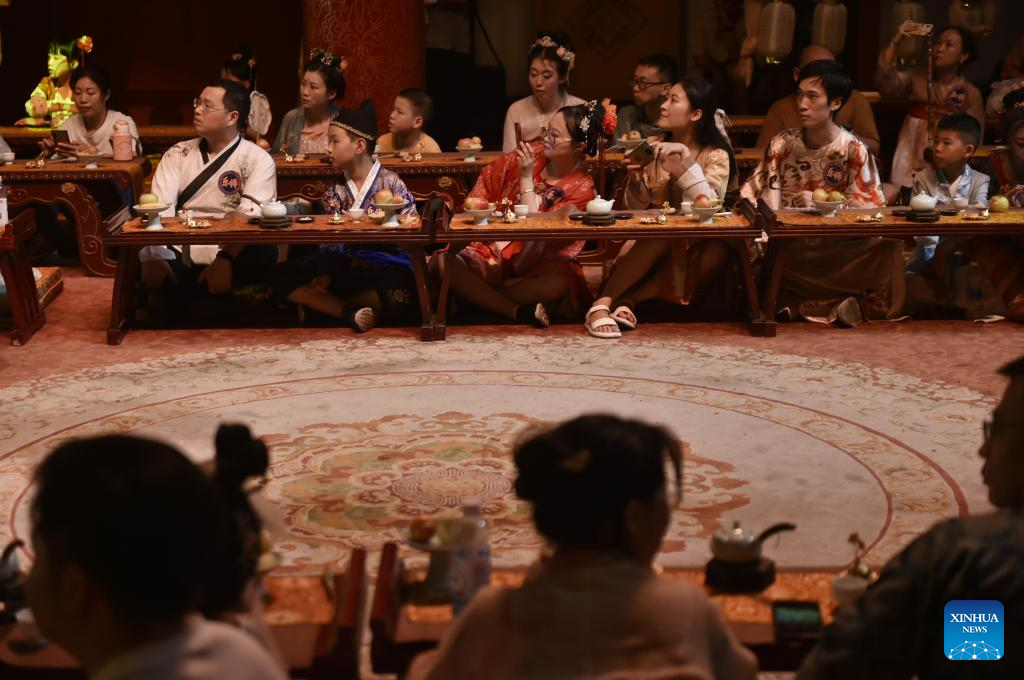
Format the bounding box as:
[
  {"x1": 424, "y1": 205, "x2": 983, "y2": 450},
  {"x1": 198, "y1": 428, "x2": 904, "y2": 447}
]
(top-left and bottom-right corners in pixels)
[{"x1": 58, "y1": 110, "x2": 140, "y2": 156}]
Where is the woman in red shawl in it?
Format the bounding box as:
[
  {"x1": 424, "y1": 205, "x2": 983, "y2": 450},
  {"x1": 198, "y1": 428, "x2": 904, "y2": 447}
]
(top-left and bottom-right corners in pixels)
[{"x1": 440, "y1": 101, "x2": 614, "y2": 326}]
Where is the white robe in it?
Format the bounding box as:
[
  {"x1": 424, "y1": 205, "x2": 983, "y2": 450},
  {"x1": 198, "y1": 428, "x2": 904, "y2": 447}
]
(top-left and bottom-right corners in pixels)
[
  {"x1": 141, "y1": 135, "x2": 276, "y2": 265},
  {"x1": 58, "y1": 110, "x2": 140, "y2": 156}
]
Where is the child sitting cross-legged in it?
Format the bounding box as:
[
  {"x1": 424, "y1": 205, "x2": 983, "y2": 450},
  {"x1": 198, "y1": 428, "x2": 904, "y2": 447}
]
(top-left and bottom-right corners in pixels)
[
  {"x1": 272, "y1": 101, "x2": 419, "y2": 332},
  {"x1": 907, "y1": 112, "x2": 989, "y2": 273},
  {"x1": 376, "y1": 88, "x2": 442, "y2": 155},
  {"x1": 905, "y1": 113, "x2": 997, "y2": 316}
]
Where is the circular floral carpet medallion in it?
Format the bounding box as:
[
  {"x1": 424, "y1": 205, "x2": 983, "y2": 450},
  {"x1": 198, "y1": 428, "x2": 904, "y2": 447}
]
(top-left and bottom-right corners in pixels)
[{"x1": 0, "y1": 335, "x2": 994, "y2": 573}]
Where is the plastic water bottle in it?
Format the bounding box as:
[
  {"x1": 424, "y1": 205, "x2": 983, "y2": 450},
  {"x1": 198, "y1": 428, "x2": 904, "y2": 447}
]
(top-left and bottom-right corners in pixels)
[
  {"x1": 449, "y1": 501, "x2": 491, "y2": 614},
  {"x1": 964, "y1": 261, "x2": 986, "y2": 320},
  {"x1": 0, "y1": 178, "x2": 8, "y2": 226}
]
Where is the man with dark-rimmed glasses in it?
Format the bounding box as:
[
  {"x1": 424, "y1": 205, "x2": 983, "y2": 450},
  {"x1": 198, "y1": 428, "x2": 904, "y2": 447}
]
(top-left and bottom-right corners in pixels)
[
  {"x1": 614, "y1": 54, "x2": 676, "y2": 143},
  {"x1": 798, "y1": 355, "x2": 1024, "y2": 679},
  {"x1": 140, "y1": 79, "x2": 277, "y2": 300}
]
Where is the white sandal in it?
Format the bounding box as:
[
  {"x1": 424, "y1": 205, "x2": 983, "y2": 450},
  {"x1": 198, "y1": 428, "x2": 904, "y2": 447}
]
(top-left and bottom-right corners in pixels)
[
  {"x1": 611, "y1": 304, "x2": 637, "y2": 330},
  {"x1": 585, "y1": 304, "x2": 622, "y2": 339}
]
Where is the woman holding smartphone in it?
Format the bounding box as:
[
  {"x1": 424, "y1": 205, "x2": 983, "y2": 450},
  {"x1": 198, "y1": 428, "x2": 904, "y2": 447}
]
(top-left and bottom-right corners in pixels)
[
  {"x1": 877, "y1": 21, "x2": 984, "y2": 191},
  {"x1": 585, "y1": 76, "x2": 736, "y2": 339},
  {"x1": 40, "y1": 67, "x2": 140, "y2": 157}
]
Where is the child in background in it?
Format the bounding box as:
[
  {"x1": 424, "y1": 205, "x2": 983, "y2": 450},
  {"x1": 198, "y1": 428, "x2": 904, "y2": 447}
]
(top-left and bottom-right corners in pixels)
[
  {"x1": 907, "y1": 113, "x2": 989, "y2": 273},
  {"x1": 377, "y1": 89, "x2": 442, "y2": 154},
  {"x1": 221, "y1": 48, "x2": 272, "y2": 149}
]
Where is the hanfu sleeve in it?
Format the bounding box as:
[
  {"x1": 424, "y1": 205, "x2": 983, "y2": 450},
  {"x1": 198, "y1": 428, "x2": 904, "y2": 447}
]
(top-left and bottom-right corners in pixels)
[
  {"x1": 844, "y1": 140, "x2": 886, "y2": 208},
  {"x1": 741, "y1": 136, "x2": 785, "y2": 210}
]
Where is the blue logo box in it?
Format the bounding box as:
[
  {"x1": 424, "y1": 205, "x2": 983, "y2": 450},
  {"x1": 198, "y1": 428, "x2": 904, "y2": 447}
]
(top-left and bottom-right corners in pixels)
[{"x1": 945, "y1": 600, "x2": 1004, "y2": 661}]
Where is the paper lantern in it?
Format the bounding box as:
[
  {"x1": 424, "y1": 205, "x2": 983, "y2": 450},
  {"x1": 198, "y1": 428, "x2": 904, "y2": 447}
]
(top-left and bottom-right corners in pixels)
[
  {"x1": 948, "y1": 1, "x2": 983, "y2": 32},
  {"x1": 757, "y1": 0, "x2": 796, "y2": 65},
  {"x1": 812, "y1": 0, "x2": 847, "y2": 54},
  {"x1": 891, "y1": 0, "x2": 926, "y2": 64}
]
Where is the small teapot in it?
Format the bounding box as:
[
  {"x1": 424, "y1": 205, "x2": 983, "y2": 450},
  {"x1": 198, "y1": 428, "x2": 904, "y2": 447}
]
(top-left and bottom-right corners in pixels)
[
  {"x1": 710, "y1": 521, "x2": 796, "y2": 563},
  {"x1": 586, "y1": 195, "x2": 614, "y2": 216},
  {"x1": 260, "y1": 200, "x2": 288, "y2": 218},
  {"x1": 909, "y1": 192, "x2": 938, "y2": 212}
]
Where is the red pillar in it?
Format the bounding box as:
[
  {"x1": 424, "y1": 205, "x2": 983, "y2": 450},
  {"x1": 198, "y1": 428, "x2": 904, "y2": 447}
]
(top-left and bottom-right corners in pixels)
[{"x1": 302, "y1": 0, "x2": 426, "y2": 134}]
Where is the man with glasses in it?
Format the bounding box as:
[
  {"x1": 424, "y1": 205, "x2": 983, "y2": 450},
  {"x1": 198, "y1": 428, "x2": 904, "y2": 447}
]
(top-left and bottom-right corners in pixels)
[
  {"x1": 757, "y1": 44, "x2": 880, "y2": 156},
  {"x1": 615, "y1": 54, "x2": 676, "y2": 143},
  {"x1": 141, "y1": 79, "x2": 277, "y2": 300},
  {"x1": 798, "y1": 355, "x2": 1024, "y2": 679}
]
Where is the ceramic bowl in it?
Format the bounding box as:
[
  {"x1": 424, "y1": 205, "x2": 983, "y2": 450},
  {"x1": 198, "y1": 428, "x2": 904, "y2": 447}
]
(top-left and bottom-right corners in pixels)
[
  {"x1": 692, "y1": 205, "x2": 720, "y2": 224},
  {"x1": 812, "y1": 199, "x2": 845, "y2": 217},
  {"x1": 466, "y1": 208, "x2": 493, "y2": 225}
]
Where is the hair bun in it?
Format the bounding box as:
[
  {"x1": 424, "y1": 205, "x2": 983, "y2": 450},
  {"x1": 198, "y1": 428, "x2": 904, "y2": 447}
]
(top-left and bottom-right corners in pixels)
[{"x1": 214, "y1": 424, "x2": 269, "y2": 490}]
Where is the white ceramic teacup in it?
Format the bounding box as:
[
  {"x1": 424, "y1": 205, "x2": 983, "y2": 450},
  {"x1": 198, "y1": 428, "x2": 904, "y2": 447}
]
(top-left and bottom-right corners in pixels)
[
  {"x1": 1, "y1": 152, "x2": 15, "y2": 165},
  {"x1": 347, "y1": 208, "x2": 366, "y2": 220},
  {"x1": 833, "y1": 575, "x2": 869, "y2": 608},
  {"x1": 953, "y1": 197, "x2": 969, "y2": 209},
  {"x1": 513, "y1": 204, "x2": 529, "y2": 217}
]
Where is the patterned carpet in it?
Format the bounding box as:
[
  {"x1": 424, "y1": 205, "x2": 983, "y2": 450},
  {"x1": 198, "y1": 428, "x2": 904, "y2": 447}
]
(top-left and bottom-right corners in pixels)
[{"x1": 4, "y1": 272, "x2": 1018, "y2": 576}]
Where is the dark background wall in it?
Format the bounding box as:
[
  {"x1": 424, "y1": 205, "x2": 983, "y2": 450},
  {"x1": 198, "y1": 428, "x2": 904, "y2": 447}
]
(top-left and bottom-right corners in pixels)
[{"x1": 0, "y1": 0, "x2": 303, "y2": 138}]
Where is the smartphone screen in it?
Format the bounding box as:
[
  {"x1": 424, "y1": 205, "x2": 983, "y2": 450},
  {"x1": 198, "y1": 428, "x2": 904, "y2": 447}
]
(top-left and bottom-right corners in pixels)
[
  {"x1": 51, "y1": 130, "x2": 71, "y2": 146},
  {"x1": 514, "y1": 122, "x2": 524, "y2": 146},
  {"x1": 625, "y1": 140, "x2": 655, "y2": 166},
  {"x1": 772, "y1": 601, "x2": 822, "y2": 640}
]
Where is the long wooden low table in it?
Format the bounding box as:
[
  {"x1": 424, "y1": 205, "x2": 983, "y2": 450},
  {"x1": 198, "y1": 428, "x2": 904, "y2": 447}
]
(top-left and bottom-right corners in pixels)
[
  {"x1": 1, "y1": 125, "x2": 196, "y2": 157},
  {"x1": 433, "y1": 200, "x2": 767, "y2": 338},
  {"x1": 370, "y1": 543, "x2": 839, "y2": 675},
  {"x1": 759, "y1": 205, "x2": 1024, "y2": 335},
  {"x1": 0, "y1": 156, "x2": 150, "y2": 276},
  {"x1": 102, "y1": 210, "x2": 439, "y2": 344}
]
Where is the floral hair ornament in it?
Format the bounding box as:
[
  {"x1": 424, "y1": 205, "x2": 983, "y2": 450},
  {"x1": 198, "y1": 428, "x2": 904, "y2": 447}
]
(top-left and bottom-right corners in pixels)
[
  {"x1": 531, "y1": 35, "x2": 575, "y2": 69},
  {"x1": 600, "y1": 98, "x2": 618, "y2": 137},
  {"x1": 309, "y1": 48, "x2": 348, "y2": 73},
  {"x1": 76, "y1": 35, "x2": 94, "y2": 66},
  {"x1": 231, "y1": 52, "x2": 257, "y2": 69}
]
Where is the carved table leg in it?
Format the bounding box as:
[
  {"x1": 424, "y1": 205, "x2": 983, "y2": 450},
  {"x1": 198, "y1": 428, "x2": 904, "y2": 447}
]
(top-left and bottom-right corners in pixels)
[
  {"x1": 107, "y1": 246, "x2": 140, "y2": 345},
  {"x1": 405, "y1": 245, "x2": 435, "y2": 342},
  {"x1": 6, "y1": 182, "x2": 118, "y2": 276}
]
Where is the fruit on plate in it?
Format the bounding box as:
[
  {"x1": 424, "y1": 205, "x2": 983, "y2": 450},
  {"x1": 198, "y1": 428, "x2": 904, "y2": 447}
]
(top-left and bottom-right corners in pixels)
[
  {"x1": 409, "y1": 517, "x2": 436, "y2": 543},
  {"x1": 464, "y1": 196, "x2": 492, "y2": 211},
  {"x1": 827, "y1": 190, "x2": 845, "y2": 203},
  {"x1": 693, "y1": 194, "x2": 713, "y2": 209},
  {"x1": 989, "y1": 195, "x2": 1010, "y2": 213},
  {"x1": 139, "y1": 193, "x2": 160, "y2": 205},
  {"x1": 812, "y1": 188, "x2": 829, "y2": 202},
  {"x1": 373, "y1": 189, "x2": 394, "y2": 204},
  {"x1": 471, "y1": 135, "x2": 481, "y2": 145},
  {"x1": 81, "y1": 145, "x2": 100, "y2": 154},
  {"x1": 623, "y1": 130, "x2": 642, "y2": 141}
]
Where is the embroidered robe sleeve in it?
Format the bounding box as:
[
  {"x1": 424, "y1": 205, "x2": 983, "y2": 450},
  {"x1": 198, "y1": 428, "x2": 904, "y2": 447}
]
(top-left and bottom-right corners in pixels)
[
  {"x1": 741, "y1": 134, "x2": 790, "y2": 210},
  {"x1": 844, "y1": 139, "x2": 886, "y2": 208},
  {"x1": 140, "y1": 144, "x2": 186, "y2": 262}
]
